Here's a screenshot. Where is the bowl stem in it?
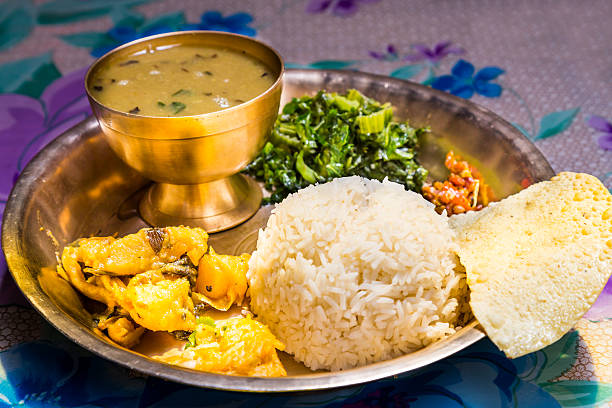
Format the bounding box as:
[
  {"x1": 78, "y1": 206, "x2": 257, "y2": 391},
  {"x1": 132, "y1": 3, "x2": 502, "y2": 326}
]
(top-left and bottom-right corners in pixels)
[{"x1": 138, "y1": 174, "x2": 262, "y2": 233}]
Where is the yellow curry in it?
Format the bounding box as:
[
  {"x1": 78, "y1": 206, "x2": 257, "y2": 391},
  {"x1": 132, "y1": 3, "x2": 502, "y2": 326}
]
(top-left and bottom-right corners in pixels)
[{"x1": 56, "y1": 226, "x2": 286, "y2": 377}]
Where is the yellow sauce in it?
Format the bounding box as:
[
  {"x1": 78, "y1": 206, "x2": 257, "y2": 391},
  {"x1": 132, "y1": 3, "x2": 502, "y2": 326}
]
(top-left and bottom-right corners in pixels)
[{"x1": 90, "y1": 45, "x2": 275, "y2": 116}]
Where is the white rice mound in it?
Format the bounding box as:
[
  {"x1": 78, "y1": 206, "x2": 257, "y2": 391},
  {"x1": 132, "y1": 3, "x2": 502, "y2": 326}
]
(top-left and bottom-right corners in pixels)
[{"x1": 247, "y1": 176, "x2": 466, "y2": 371}]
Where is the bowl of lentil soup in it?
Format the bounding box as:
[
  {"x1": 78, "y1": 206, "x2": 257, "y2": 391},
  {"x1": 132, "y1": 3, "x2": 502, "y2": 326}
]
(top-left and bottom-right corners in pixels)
[{"x1": 85, "y1": 31, "x2": 284, "y2": 232}]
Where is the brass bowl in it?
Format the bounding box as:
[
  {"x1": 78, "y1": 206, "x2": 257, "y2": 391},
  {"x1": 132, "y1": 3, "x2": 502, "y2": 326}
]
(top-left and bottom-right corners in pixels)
[
  {"x1": 2, "y1": 69, "x2": 553, "y2": 392},
  {"x1": 85, "y1": 31, "x2": 284, "y2": 232}
]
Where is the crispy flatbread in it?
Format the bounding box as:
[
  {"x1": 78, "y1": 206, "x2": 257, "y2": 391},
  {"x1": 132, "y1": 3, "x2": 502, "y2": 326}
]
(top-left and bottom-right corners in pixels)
[{"x1": 450, "y1": 172, "x2": 612, "y2": 358}]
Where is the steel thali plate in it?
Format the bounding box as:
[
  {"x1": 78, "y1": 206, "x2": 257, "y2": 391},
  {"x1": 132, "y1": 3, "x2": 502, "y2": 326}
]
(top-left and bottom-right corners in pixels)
[{"x1": 1, "y1": 69, "x2": 554, "y2": 392}]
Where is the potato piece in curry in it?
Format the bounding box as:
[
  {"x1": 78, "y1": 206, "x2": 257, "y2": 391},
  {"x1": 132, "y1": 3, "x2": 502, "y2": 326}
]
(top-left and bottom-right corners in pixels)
[
  {"x1": 154, "y1": 316, "x2": 287, "y2": 377},
  {"x1": 97, "y1": 316, "x2": 145, "y2": 349},
  {"x1": 58, "y1": 226, "x2": 208, "y2": 309},
  {"x1": 69, "y1": 226, "x2": 208, "y2": 275},
  {"x1": 98, "y1": 269, "x2": 196, "y2": 332},
  {"x1": 195, "y1": 247, "x2": 249, "y2": 311}
]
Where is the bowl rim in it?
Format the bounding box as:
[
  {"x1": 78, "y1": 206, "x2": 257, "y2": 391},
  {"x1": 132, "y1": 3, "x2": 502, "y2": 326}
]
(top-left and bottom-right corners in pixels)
[
  {"x1": 1, "y1": 69, "x2": 554, "y2": 392},
  {"x1": 84, "y1": 30, "x2": 285, "y2": 120}
]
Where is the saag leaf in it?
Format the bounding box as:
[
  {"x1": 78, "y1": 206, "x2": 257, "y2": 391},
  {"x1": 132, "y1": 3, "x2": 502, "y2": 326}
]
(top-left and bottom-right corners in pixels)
[
  {"x1": 245, "y1": 89, "x2": 429, "y2": 203},
  {"x1": 296, "y1": 150, "x2": 320, "y2": 183}
]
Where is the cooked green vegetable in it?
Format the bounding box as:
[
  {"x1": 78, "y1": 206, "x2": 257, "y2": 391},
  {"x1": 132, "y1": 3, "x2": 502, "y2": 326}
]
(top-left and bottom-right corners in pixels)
[
  {"x1": 245, "y1": 89, "x2": 429, "y2": 203},
  {"x1": 184, "y1": 331, "x2": 197, "y2": 349},
  {"x1": 196, "y1": 316, "x2": 216, "y2": 327}
]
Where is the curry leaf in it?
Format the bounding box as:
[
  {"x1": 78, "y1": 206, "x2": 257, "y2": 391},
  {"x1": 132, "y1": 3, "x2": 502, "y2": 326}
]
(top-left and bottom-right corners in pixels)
[
  {"x1": 0, "y1": 0, "x2": 36, "y2": 52},
  {"x1": 0, "y1": 52, "x2": 61, "y2": 98},
  {"x1": 390, "y1": 64, "x2": 423, "y2": 80},
  {"x1": 535, "y1": 108, "x2": 580, "y2": 140}
]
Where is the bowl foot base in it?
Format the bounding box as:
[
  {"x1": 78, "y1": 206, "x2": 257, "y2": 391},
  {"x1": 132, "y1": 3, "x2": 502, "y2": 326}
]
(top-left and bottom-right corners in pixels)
[{"x1": 138, "y1": 174, "x2": 262, "y2": 233}]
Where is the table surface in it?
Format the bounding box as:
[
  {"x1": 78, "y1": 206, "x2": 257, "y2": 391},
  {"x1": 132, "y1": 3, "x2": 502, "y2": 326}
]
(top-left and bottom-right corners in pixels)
[{"x1": 0, "y1": 1, "x2": 611, "y2": 407}]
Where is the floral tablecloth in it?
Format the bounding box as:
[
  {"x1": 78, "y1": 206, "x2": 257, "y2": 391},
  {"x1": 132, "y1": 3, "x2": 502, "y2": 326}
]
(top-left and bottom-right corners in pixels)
[{"x1": 0, "y1": 1, "x2": 611, "y2": 407}]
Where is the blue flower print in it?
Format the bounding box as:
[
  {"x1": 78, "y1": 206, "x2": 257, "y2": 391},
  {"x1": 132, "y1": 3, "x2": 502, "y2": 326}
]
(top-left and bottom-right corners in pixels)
[
  {"x1": 0, "y1": 339, "x2": 145, "y2": 407},
  {"x1": 0, "y1": 341, "x2": 76, "y2": 406},
  {"x1": 432, "y1": 59, "x2": 505, "y2": 99},
  {"x1": 0, "y1": 329, "x2": 610, "y2": 407},
  {"x1": 81, "y1": 9, "x2": 187, "y2": 57},
  {"x1": 182, "y1": 11, "x2": 256, "y2": 37},
  {"x1": 91, "y1": 24, "x2": 174, "y2": 57},
  {"x1": 61, "y1": 9, "x2": 257, "y2": 58}
]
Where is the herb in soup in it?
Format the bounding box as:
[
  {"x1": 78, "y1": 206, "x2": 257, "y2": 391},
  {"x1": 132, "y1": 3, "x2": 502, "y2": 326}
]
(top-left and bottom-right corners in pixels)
[{"x1": 91, "y1": 45, "x2": 275, "y2": 116}]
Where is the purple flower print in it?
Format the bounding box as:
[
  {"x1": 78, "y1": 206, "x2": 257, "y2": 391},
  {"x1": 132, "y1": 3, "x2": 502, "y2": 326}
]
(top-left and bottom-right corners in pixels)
[
  {"x1": 586, "y1": 115, "x2": 612, "y2": 150},
  {"x1": 582, "y1": 115, "x2": 612, "y2": 318},
  {"x1": 306, "y1": 0, "x2": 380, "y2": 17},
  {"x1": 404, "y1": 41, "x2": 464, "y2": 64},
  {"x1": 0, "y1": 67, "x2": 91, "y2": 196},
  {"x1": 368, "y1": 44, "x2": 398, "y2": 61},
  {"x1": 0, "y1": 67, "x2": 91, "y2": 305},
  {"x1": 432, "y1": 59, "x2": 505, "y2": 99},
  {"x1": 584, "y1": 280, "x2": 612, "y2": 321}
]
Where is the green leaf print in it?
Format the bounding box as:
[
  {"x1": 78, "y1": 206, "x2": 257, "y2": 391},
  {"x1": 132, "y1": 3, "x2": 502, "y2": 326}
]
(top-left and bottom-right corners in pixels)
[{"x1": 0, "y1": 52, "x2": 61, "y2": 98}]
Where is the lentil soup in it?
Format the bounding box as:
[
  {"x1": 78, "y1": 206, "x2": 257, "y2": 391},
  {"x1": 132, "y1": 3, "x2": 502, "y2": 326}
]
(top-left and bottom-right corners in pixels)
[{"x1": 89, "y1": 44, "x2": 275, "y2": 117}]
